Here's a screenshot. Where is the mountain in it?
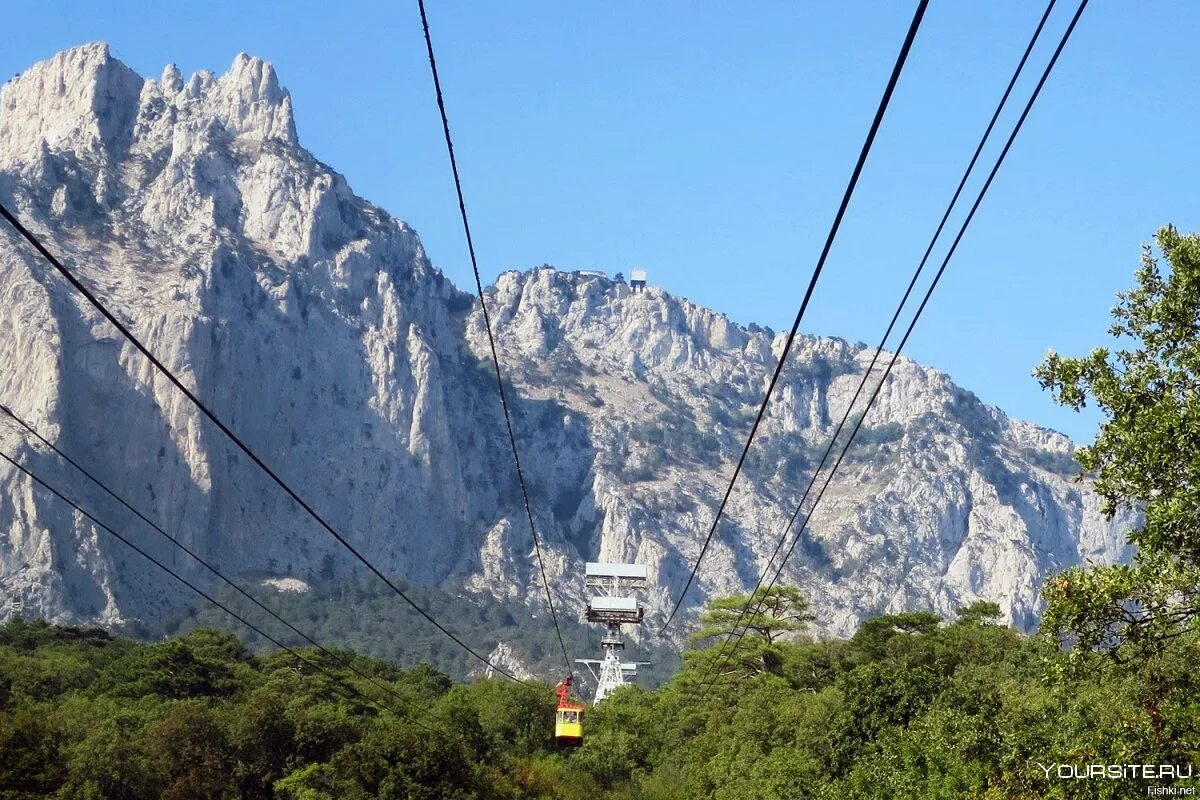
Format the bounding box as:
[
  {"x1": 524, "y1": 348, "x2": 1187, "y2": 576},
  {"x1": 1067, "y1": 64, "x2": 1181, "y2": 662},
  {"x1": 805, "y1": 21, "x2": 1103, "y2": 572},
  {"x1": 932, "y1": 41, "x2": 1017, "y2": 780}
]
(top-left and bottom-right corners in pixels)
[{"x1": 0, "y1": 45, "x2": 1133, "y2": 660}]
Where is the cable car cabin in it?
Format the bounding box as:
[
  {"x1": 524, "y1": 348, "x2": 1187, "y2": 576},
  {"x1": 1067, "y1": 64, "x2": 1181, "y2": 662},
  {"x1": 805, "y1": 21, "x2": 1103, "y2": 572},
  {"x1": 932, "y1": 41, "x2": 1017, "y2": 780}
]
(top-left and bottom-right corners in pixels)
[
  {"x1": 555, "y1": 703, "x2": 585, "y2": 747},
  {"x1": 554, "y1": 677, "x2": 585, "y2": 747}
]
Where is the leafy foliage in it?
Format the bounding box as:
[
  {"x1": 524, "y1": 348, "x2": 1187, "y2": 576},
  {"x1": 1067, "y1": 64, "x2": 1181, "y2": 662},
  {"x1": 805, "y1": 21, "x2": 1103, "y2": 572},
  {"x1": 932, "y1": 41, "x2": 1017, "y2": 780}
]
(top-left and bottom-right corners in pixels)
[
  {"x1": 1036, "y1": 226, "x2": 1200, "y2": 663},
  {"x1": 684, "y1": 586, "x2": 814, "y2": 683},
  {"x1": 4, "y1": 593, "x2": 1199, "y2": 799}
]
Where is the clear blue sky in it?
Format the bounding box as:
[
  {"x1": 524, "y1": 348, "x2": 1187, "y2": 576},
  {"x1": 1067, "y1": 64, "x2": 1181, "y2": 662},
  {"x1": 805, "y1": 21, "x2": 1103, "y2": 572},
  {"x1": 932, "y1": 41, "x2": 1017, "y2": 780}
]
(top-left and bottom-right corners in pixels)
[{"x1": 4, "y1": 1, "x2": 1196, "y2": 443}]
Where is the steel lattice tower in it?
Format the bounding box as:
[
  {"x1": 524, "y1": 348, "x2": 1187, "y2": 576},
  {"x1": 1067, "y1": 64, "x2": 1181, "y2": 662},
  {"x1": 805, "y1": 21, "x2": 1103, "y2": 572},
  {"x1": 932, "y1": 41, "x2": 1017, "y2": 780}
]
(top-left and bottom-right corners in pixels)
[{"x1": 577, "y1": 562, "x2": 649, "y2": 703}]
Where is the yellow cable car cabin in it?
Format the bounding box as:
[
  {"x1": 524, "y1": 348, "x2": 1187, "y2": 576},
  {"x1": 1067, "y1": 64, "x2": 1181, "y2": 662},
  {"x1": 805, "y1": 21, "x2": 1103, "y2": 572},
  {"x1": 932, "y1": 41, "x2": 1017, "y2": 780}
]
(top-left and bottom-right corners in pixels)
[
  {"x1": 554, "y1": 677, "x2": 585, "y2": 747},
  {"x1": 555, "y1": 703, "x2": 585, "y2": 747}
]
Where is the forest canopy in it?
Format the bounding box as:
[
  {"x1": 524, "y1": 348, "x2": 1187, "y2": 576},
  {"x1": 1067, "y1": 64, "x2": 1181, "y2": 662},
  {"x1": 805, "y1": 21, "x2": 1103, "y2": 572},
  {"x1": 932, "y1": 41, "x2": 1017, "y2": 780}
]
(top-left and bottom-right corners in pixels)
[{"x1": 1, "y1": 600, "x2": 1198, "y2": 799}]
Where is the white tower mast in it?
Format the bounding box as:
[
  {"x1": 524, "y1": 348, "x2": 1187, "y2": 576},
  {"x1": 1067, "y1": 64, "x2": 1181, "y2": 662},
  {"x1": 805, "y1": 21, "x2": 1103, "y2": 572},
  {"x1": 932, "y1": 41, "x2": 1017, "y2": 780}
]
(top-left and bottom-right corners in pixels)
[{"x1": 577, "y1": 562, "x2": 648, "y2": 703}]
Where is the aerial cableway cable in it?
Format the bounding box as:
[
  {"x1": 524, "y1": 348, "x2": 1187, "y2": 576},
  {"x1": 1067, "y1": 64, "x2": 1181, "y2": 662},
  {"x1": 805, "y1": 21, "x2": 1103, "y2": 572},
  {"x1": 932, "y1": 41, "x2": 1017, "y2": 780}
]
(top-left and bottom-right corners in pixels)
[
  {"x1": 0, "y1": 445, "x2": 451, "y2": 737},
  {"x1": 696, "y1": 0, "x2": 1062, "y2": 691},
  {"x1": 416, "y1": 0, "x2": 573, "y2": 677},
  {"x1": 0, "y1": 209, "x2": 522, "y2": 685},
  {"x1": 699, "y1": 0, "x2": 1091, "y2": 693},
  {"x1": 658, "y1": 0, "x2": 931, "y2": 635},
  {"x1": 0, "y1": 399, "x2": 460, "y2": 732}
]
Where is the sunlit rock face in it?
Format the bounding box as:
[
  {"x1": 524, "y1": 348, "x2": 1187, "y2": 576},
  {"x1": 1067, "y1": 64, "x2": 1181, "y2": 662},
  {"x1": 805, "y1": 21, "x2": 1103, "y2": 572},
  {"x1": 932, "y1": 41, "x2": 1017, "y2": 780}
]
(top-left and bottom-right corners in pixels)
[{"x1": 0, "y1": 45, "x2": 1133, "y2": 649}]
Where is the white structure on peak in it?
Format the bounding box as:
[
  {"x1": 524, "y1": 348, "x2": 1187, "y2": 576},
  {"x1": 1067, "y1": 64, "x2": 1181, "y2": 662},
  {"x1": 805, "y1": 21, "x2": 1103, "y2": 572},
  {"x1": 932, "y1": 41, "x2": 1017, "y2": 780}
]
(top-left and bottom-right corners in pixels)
[{"x1": 630, "y1": 269, "x2": 648, "y2": 293}]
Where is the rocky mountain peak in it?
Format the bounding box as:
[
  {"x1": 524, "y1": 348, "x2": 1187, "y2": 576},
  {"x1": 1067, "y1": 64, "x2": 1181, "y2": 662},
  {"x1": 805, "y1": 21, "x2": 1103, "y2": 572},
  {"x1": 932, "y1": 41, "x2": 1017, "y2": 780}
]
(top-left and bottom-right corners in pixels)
[
  {"x1": 134, "y1": 50, "x2": 297, "y2": 151},
  {"x1": 0, "y1": 43, "x2": 143, "y2": 169},
  {"x1": 480, "y1": 267, "x2": 770, "y2": 378},
  {"x1": 192, "y1": 51, "x2": 297, "y2": 144},
  {"x1": 0, "y1": 46, "x2": 297, "y2": 176}
]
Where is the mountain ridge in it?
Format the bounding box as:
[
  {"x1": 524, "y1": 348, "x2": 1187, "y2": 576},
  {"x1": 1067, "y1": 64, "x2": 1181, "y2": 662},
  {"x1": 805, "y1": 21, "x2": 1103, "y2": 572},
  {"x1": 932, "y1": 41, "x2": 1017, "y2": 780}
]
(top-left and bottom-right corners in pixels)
[{"x1": 0, "y1": 45, "x2": 1134, "y2": 660}]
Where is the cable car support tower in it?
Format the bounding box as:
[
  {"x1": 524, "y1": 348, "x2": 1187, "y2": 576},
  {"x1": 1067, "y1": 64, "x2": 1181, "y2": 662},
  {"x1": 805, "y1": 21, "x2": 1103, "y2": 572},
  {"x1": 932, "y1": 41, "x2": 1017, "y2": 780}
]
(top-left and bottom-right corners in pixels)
[{"x1": 577, "y1": 562, "x2": 649, "y2": 703}]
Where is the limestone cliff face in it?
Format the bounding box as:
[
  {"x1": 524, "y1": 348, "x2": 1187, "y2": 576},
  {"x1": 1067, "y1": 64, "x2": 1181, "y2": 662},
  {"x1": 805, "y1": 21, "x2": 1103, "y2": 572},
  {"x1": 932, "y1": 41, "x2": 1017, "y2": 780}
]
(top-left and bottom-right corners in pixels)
[
  {"x1": 0, "y1": 45, "x2": 1133, "y2": 647},
  {"x1": 463, "y1": 269, "x2": 1135, "y2": 638}
]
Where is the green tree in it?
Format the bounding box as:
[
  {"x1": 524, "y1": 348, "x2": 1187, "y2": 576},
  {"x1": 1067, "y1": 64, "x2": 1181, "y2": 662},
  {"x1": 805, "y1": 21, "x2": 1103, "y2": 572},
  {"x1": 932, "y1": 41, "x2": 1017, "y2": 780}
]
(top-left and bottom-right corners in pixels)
[
  {"x1": 686, "y1": 586, "x2": 815, "y2": 682},
  {"x1": 223, "y1": 686, "x2": 298, "y2": 798},
  {"x1": 100, "y1": 632, "x2": 248, "y2": 700},
  {"x1": 147, "y1": 702, "x2": 236, "y2": 800},
  {"x1": 0, "y1": 706, "x2": 67, "y2": 796},
  {"x1": 295, "y1": 723, "x2": 483, "y2": 800},
  {"x1": 443, "y1": 679, "x2": 552, "y2": 759},
  {"x1": 955, "y1": 601, "x2": 1002, "y2": 626},
  {"x1": 56, "y1": 716, "x2": 163, "y2": 800},
  {"x1": 848, "y1": 611, "x2": 941, "y2": 663},
  {"x1": 1036, "y1": 225, "x2": 1200, "y2": 663}
]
